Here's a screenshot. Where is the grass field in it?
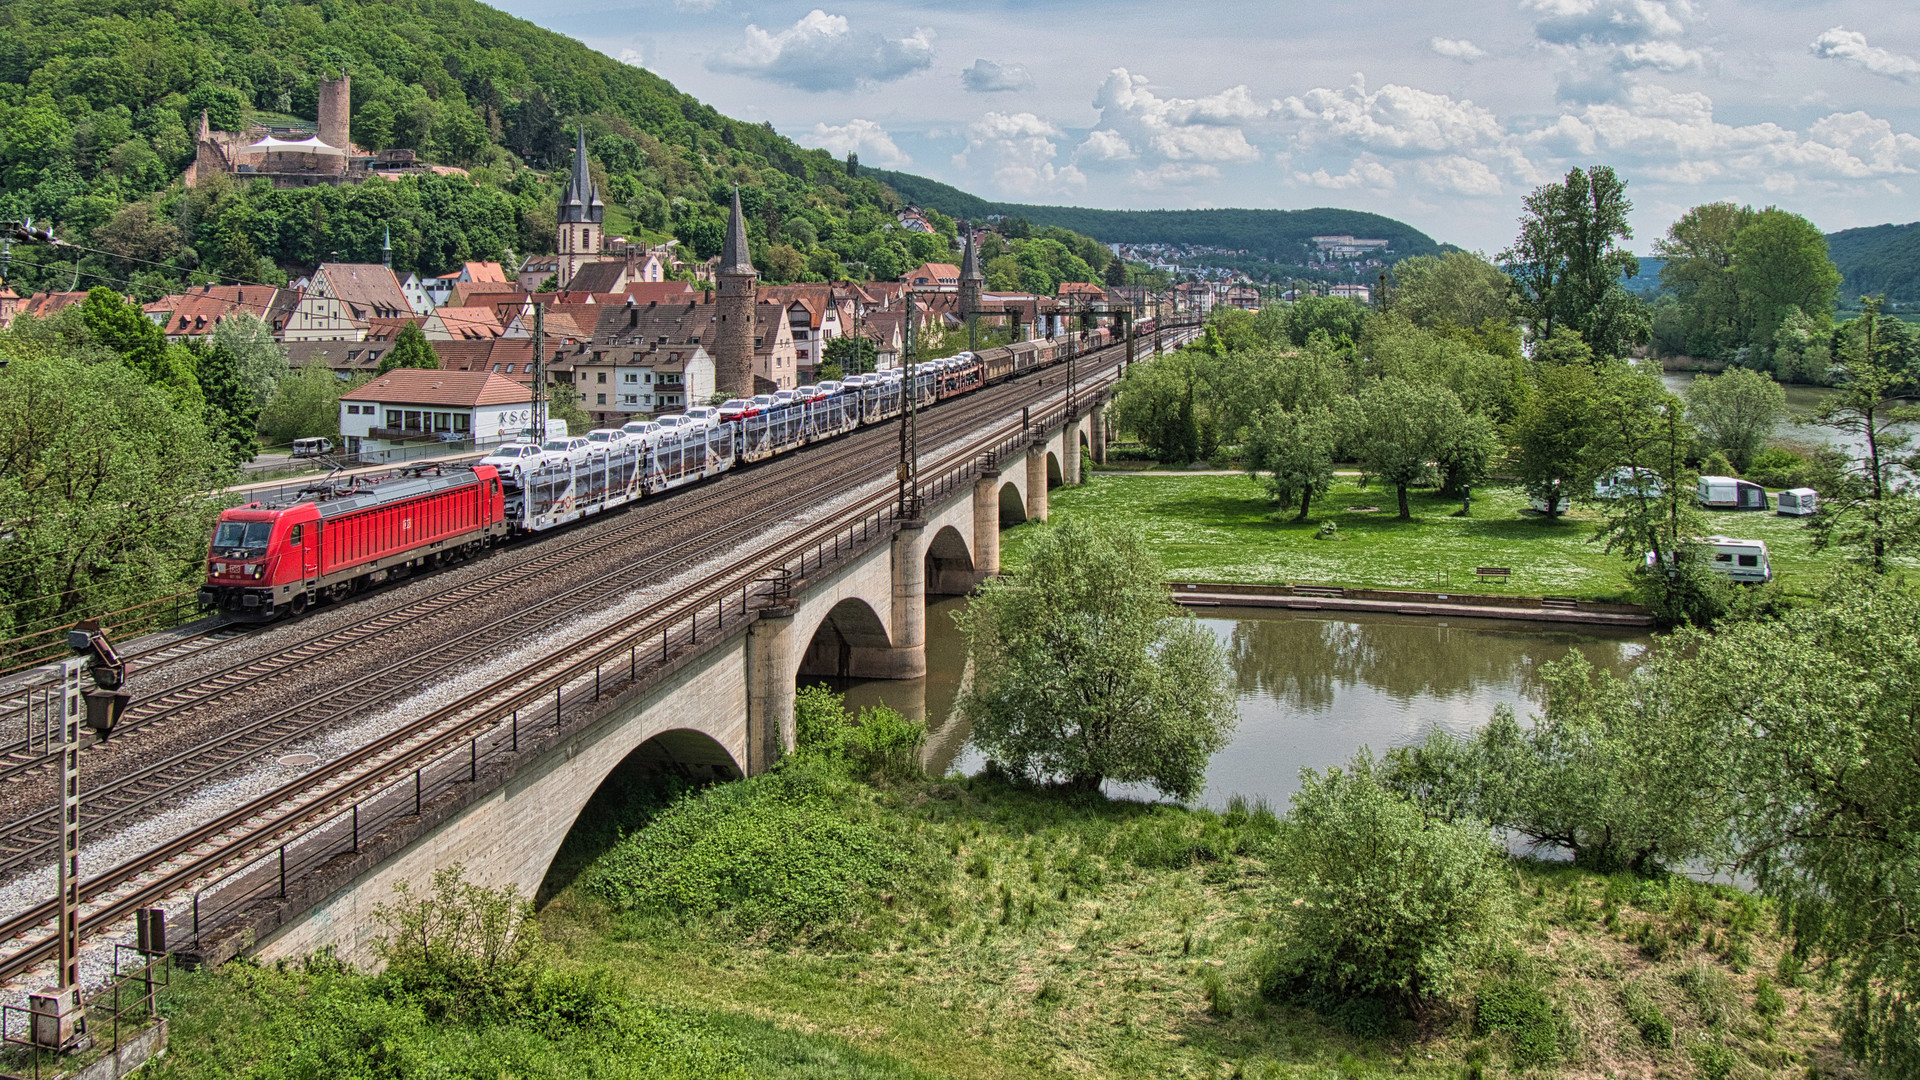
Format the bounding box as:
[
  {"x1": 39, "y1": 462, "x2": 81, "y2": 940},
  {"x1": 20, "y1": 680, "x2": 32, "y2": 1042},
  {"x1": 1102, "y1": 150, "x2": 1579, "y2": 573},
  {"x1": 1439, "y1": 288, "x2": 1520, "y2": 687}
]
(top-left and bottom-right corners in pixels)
[
  {"x1": 139, "y1": 774, "x2": 1862, "y2": 1080},
  {"x1": 1001, "y1": 474, "x2": 1864, "y2": 601}
]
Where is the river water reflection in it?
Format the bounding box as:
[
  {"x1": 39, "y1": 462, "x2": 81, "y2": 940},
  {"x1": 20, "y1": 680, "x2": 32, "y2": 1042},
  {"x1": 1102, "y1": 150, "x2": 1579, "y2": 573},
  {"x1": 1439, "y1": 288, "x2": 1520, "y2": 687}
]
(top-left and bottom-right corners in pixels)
[{"x1": 834, "y1": 597, "x2": 1651, "y2": 811}]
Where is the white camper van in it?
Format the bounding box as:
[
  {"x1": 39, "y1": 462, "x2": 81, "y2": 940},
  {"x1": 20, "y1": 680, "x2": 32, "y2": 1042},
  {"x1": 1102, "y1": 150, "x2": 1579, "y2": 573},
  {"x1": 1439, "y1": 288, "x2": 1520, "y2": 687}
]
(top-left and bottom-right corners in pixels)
[
  {"x1": 1704, "y1": 536, "x2": 1772, "y2": 583},
  {"x1": 1594, "y1": 467, "x2": 1663, "y2": 500},
  {"x1": 1776, "y1": 488, "x2": 1819, "y2": 516},
  {"x1": 1696, "y1": 475, "x2": 1770, "y2": 511}
]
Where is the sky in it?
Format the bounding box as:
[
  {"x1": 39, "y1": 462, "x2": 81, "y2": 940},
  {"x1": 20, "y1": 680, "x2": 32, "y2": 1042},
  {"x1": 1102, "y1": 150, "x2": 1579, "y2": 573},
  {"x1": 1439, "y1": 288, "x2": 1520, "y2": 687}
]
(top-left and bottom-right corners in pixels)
[{"x1": 488, "y1": 0, "x2": 1920, "y2": 253}]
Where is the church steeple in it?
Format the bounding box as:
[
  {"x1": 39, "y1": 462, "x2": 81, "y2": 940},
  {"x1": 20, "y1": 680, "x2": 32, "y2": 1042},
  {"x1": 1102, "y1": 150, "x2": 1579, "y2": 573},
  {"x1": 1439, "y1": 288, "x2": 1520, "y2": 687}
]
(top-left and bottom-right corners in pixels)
[
  {"x1": 556, "y1": 126, "x2": 603, "y2": 288},
  {"x1": 558, "y1": 126, "x2": 603, "y2": 226},
  {"x1": 382, "y1": 225, "x2": 392, "y2": 269}
]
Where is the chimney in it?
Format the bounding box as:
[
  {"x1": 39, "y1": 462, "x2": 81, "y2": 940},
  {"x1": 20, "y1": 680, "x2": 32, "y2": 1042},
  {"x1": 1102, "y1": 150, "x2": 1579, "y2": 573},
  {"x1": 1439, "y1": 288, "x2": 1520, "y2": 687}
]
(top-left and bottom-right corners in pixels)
[{"x1": 317, "y1": 73, "x2": 351, "y2": 153}]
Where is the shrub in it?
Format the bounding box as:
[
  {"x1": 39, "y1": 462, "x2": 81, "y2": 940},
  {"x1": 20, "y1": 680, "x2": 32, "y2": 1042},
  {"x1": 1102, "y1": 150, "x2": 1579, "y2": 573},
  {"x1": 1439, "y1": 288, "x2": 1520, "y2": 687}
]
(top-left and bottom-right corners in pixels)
[
  {"x1": 1263, "y1": 752, "x2": 1512, "y2": 1011},
  {"x1": 584, "y1": 762, "x2": 942, "y2": 940},
  {"x1": 1689, "y1": 1040, "x2": 1737, "y2": 1080},
  {"x1": 1754, "y1": 974, "x2": 1785, "y2": 1019},
  {"x1": 794, "y1": 684, "x2": 926, "y2": 781},
  {"x1": 1620, "y1": 981, "x2": 1674, "y2": 1047},
  {"x1": 373, "y1": 865, "x2": 543, "y2": 1021},
  {"x1": 1475, "y1": 977, "x2": 1561, "y2": 1065}
]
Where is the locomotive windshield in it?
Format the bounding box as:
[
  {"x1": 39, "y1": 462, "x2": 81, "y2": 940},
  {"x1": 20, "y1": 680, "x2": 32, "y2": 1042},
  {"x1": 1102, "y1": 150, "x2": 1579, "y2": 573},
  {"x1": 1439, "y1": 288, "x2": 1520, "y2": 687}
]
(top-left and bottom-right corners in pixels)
[{"x1": 214, "y1": 520, "x2": 273, "y2": 554}]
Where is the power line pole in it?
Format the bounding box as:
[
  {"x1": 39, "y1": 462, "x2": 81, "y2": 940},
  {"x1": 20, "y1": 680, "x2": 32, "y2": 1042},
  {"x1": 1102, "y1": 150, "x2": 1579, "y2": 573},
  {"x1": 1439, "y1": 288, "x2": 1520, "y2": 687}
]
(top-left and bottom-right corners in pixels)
[
  {"x1": 898, "y1": 287, "x2": 918, "y2": 518},
  {"x1": 532, "y1": 301, "x2": 548, "y2": 439}
]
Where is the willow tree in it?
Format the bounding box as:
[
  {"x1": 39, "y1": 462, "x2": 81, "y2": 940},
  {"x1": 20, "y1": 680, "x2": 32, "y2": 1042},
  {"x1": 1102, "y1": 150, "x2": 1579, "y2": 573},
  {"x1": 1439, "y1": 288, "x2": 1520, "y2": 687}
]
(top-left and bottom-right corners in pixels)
[{"x1": 955, "y1": 518, "x2": 1235, "y2": 800}]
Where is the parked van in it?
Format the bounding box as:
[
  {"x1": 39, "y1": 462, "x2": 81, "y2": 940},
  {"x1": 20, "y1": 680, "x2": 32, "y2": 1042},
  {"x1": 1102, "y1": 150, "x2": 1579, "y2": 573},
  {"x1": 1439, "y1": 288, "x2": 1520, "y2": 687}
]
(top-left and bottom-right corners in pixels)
[
  {"x1": 1593, "y1": 467, "x2": 1662, "y2": 500},
  {"x1": 1697, "y1": 475, "x2": 1770, "y2": 510},
  {"x1": 290, "y1": 437, "x2": 334, "y2": 458},
  {"x1": 1776, "y1": 488, "x2": 1819, "y2": 516},
  {"x1": 1704, "y1": 536, "x2": 1772, "y2": 583}
]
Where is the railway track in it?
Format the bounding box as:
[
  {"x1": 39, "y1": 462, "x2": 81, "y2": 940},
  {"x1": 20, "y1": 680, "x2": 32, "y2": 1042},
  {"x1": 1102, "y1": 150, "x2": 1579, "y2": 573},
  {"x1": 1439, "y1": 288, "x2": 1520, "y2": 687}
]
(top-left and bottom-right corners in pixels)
[
  {"x1": 0, "y1": 353, "x2": 1130, "y2": 876},
  {"x1": 0, "y1": 329, "x2": 1194, "y2": 985}
]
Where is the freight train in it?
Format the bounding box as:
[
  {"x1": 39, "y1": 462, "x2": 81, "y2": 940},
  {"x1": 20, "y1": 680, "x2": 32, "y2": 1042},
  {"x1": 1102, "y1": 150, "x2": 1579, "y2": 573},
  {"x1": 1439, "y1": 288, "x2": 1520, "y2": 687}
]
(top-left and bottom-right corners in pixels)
[{"x1": 199, "y1": 329, "x2": 1145, "y2": 622}]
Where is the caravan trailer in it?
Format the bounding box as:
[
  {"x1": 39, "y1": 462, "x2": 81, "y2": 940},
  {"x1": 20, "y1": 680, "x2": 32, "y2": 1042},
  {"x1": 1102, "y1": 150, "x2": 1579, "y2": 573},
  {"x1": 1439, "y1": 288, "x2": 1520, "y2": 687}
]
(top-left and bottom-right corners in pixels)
[
  {"x1": 1776, "y1": 488, "x2": 1819, "y2": 516},
  {"x1": 1594, "y1": 467, "x2": 1663, "y2": 500},
  {"x1": 1704, "y1": 536, "x2": 1772, "y2": 583},
  {"x1": 1696, "y1": 475, "x2": 1770, "y2": 511}
]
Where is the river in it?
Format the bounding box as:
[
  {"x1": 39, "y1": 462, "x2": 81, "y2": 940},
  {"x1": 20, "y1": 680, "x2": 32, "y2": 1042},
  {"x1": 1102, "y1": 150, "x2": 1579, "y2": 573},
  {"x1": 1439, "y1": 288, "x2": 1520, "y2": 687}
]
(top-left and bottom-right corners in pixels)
[
  {"x1": 835, "y1": 596, "x2": 1651, "y2": 811},
  {"x1": 1660, "y1": 371, "x2": 1912, "y2": 460}
]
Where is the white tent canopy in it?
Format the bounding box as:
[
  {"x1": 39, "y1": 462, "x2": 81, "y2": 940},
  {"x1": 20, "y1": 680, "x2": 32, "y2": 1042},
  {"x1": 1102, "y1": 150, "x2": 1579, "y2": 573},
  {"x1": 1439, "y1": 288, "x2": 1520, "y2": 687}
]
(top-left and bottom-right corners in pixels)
[{"x1": 245, "y1": 135, "x2": 345, "y2": 157}]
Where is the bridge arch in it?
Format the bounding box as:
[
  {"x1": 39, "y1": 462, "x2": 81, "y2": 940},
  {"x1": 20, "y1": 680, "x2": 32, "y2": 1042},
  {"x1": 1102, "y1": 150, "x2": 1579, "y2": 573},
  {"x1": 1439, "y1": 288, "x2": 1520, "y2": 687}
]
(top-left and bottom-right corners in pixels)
[
  {"x1": 1047, "y1": 450, "x2": 1062, "y2": 488},
  {"x1": 797, "y1": 596, "x2": 894, "y2": 681},
  {"x1": 923, "y1": 524, "x2": 975, "y2": 596},
  {"x1": 537, "y1": 727, "x2": 741, "y2": 901},
  {"x1": 998, "y1": 481, "x2": 1026, "y2": 525}
]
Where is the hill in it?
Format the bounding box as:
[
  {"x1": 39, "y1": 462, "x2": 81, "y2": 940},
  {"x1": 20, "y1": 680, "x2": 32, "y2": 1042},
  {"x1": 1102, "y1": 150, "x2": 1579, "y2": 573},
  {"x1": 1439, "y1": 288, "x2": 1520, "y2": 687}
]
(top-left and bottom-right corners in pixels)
[
  {"x1": 0, "y1": 0, "x2": 957, "y2": 294},
  {"x1": 1826, "y1": 221, "x2": 1920, "y2": 302},
  {"x1": 870, "y1": 167, "x2": 1445, "y2": 281}
]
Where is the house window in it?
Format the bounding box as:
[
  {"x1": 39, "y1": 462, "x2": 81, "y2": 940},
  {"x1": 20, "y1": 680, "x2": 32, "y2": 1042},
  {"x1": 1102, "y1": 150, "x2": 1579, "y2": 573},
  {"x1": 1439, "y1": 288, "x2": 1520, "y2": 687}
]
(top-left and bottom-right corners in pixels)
[
  {"x1": 597, "y1": 372, "x2": 607, "y2": 383},
  {"x1": 622, "y1": 372, "x2": 637, "y2": 383},
  {"x1": 644, "y1": 372, "x2": 653, "y2": 383},
  {"x1": 504, "y1": 364, "x2": 516, "y2": 373},
  {"x1": 403, "y1": 410, "x2": 423, "y2": 430},
  {"x1": 596, "y1": 393, "x2": 606, "y2": 405},
  {"x1": 491, "y1": 364, "x2": 502, "y2": 372},
  {"x1": 453, "y1": 414, "x2": 469, "y2": 433},
  {"x1": 386, "y1": 409, "x2": 402, "y2": 427}
]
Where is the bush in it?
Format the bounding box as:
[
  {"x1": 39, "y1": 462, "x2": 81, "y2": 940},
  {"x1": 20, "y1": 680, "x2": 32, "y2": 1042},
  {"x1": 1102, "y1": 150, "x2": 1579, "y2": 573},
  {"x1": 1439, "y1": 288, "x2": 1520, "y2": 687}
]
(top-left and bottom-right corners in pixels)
[
  {"x1": 584, "y1": 762, "x2": 942, "y2": 940},
  {"x1": 1620, "y1": 981, "x2": 1674, "y2": 1047},
  {"x1": 1689, "y1": 1040, "x2": 1737, "y2": 1080},
  {"x1": 373, "y1": 864, "x2": 543, "y2": 1022},
  {"x1": 794, "y1": 684, "x2": 926, "y2": 781},
  {"x1": 1475, "y1": 977, "x2": 1561, "y2": 1065},
  {"x1": 1678, "y1": 960, "x2": 1737, "y2": 1028},
  {"x1": 1754, "y1": 973, "x2": 1785, "y2": 1019},
  {"x1": 1263, "y1": 752, "x2": 1512, "y2": 1011}
]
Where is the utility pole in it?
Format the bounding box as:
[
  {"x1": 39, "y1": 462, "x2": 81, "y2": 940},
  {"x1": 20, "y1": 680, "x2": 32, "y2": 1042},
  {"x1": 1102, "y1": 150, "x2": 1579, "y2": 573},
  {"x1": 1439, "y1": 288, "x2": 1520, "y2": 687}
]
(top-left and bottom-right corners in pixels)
[
  {"x1": 898, "y1": 287, "x2": 918, "y2": 518},
  {"x1": 531, "y1": 302, "x2": 548, "y2": 439}
]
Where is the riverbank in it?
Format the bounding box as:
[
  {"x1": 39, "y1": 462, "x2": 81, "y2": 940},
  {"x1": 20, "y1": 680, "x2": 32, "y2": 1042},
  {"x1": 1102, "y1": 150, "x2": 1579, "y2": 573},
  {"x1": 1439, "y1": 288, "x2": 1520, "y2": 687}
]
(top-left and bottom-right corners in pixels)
[
  {"x1": 136, "y1": 767, "x2": 1858, "y2": 1079},
  {"x1": 1011, "y1": 475, "x2": 1857, "y2": 600}
]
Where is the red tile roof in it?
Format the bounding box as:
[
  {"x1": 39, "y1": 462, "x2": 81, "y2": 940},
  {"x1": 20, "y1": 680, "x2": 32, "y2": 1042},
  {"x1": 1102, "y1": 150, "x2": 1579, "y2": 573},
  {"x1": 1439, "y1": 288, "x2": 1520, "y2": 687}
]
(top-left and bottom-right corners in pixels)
[{"x1": 340, "y1": 369, "x2": 531, "y2": 407}]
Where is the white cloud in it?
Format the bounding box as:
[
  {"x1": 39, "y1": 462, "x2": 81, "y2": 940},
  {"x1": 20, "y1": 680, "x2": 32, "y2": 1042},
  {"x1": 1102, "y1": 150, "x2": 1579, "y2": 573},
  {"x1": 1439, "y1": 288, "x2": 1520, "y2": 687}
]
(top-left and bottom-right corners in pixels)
[
  {"x1": 1811, "y1": 27, "x2": 1920, "y2": 84},
  {"x1": 1085, "y1": 69, "x2": 1268, "y2": 167},
  {"x1": 804, "y1": 119, "x2": 910, "y2": 168},
  {"x1": 1430, "y1": 37, "x2": 1486, "y2": 62},
  {"x1": 1131, "y1": 163, "x2": 1222, "y2": 188},
  {"x1": 618, "y1": 47, "x2": 648, "y2": 69},
  {"x1": 1075, "y1": 129, "x2": 1136, "y2": 163},
  {"x1": 673, "y1": 0, "x2": 721, "y2": 9},
  {"x1": 961, "y1": 59, "x2": 1034, "y2": 93},
  {"x1": 709, "y1": 10, "x2": 934, "y2": 92},
  {"x1": 1283, "y1": 75, "x2": 1509, "y2": 157},
  {"x1": 1522, "y1": 0, "x2": 1705, "y2": 100},
  {"x1": 1417, "y1": 155, "x2": 1504, "y2": 195},
  {"x1": 1525, "y1": 86, "x2": 1920, "y2": 184},
  {"x1": 954, "y1": 112, "x2": 1085, "y2": 197},
  {"x1": 1295, "y1": 159, "x2": 1397, "y2": 190}
]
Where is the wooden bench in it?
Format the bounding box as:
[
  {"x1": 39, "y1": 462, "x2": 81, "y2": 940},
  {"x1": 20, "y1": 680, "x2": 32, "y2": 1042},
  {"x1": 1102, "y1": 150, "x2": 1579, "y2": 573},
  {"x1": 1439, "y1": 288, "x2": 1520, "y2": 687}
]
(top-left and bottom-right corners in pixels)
[{"x1": 1474, "y1": 567, "x2": 1512, "y2": 584}]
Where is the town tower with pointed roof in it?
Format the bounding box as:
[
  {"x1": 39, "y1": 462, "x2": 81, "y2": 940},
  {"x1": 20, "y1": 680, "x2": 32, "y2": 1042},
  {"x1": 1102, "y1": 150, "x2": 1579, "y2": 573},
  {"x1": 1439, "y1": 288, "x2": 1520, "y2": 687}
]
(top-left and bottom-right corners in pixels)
[
  {"x1": 556, "y1": 127, "x2": 604, "y2": 288},
  {"x1": 713, "y1": 188, "x2": 757, "y2": 398},
  {"x1": 959, "y1": 226, "x2": 984, "y2": 319}
]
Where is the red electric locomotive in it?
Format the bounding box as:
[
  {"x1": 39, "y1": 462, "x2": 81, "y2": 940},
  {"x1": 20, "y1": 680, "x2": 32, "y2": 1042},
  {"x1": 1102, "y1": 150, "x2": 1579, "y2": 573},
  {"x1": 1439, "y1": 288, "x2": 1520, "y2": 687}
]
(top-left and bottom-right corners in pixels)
[{"x1": 200, "y1": 466, "x2": 508, "y2": 621}]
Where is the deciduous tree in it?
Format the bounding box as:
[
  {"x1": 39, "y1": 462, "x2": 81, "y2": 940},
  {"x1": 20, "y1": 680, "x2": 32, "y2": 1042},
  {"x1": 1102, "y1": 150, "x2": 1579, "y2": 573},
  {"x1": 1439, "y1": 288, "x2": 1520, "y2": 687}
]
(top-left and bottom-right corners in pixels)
[
  {"x1": 1509, "y1": 361, "x2": 1603, "y2": 517},
  {"x1": 377, "y1": 322, "x2": 440, "y2": 375},
  {"x1": 1806, "y1": 297, "x2": 1920, "y2": 572},
  {"x1": 956, "y1": 518, "x2": 1235, "y2": 800},
  {"x1": 1347, "y1": 379, "x2": 1470, "y2": 520},
  {"x1": 1683, "y1": 366, "x2": 1786, "y2": 473},
  {"x1": 1245, "y1": 405, "x2": 1341, "y2": 521}
]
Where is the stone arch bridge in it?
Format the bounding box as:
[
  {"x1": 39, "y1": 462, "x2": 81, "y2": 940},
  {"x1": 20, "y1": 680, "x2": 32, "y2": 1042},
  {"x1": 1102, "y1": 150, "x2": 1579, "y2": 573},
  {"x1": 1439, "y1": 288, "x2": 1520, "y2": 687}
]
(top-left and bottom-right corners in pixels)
[{"x1": 233, "y1": 402, "x2": 1109, "y2": 967}]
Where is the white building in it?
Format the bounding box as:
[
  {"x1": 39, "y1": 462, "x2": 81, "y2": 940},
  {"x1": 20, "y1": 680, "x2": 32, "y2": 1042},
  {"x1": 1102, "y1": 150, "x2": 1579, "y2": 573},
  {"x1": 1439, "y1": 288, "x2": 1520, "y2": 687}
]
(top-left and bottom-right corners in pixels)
[{"x1": 338, "y1": 369, "x2": 535, "y2": 453}]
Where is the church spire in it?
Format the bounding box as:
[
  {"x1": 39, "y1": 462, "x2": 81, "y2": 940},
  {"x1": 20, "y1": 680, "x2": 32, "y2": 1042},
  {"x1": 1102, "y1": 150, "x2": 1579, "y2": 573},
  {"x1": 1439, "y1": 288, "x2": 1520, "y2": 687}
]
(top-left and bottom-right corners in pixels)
[
  {"x1": 382, "y1": 225, "x2": 392, "y2": 269},
  {"x1": 720, "y1": 187, "x2": 754, "y2": 276},
  {"x1": 558, "y1": 126, "x2": 602, "y2": 226}
]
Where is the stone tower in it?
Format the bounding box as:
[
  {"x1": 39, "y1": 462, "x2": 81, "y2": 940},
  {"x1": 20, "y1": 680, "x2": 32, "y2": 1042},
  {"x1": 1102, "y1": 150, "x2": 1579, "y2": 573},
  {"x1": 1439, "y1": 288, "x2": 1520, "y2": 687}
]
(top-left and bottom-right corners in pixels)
[
  {"x1": 958, "y1": 227, "x2": 984, "y2": 318},
  {"x1": 713, "y1": 188, "x2": 757, "y2": 398},
  {"x1": 556, "y1": 127, "x2": 604, "y2": 288},
  {"x1": 317, "y1": 74, "x2": 351, "y2": 153}
]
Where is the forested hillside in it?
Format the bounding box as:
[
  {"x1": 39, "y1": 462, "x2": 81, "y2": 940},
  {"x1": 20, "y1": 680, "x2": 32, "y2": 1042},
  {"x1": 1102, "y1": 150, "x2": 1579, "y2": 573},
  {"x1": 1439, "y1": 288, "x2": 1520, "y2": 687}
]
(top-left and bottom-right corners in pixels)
[
  {"x1": 1826, "y1": 220, "x2": 1920, "y2": 301},
  {"x1": 869, "y1": 167, "x2": 1444, "y2": 276},
  {"x1": 0, "y1": 0, "x2": 964, "y2": 294}
]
